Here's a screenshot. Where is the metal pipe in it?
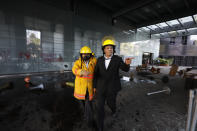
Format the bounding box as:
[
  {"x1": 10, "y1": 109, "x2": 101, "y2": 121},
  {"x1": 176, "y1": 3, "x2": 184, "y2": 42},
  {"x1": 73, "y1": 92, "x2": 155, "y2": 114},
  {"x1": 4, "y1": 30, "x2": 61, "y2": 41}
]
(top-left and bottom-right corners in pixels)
[
  {"x1": 186, "y1": 90, "x2": 194, "y2": 131},
  {"x1": 147, "y1": 89, "x2": 168, "y2": 96}
]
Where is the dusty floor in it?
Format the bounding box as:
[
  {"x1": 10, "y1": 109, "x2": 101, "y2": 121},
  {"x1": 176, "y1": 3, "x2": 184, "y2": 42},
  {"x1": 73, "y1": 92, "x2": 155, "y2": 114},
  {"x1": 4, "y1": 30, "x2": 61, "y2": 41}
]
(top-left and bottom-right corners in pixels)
[
  {"x1": 73, "y1": 70, "x2": 188, "y2": 131},
  {"x1": 0, "y1": 71, "x2": 189, "y2": 131},
  {"x1": 0, "y1": 73, "x2": 82, "y2": 131}
]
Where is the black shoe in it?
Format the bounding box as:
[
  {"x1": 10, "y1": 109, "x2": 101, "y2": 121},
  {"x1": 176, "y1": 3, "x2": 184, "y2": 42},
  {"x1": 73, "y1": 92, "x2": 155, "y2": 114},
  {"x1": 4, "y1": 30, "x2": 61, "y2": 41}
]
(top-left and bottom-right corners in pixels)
[{"x1": 96, "y1": 125, "x2": 103, "y2": 131}]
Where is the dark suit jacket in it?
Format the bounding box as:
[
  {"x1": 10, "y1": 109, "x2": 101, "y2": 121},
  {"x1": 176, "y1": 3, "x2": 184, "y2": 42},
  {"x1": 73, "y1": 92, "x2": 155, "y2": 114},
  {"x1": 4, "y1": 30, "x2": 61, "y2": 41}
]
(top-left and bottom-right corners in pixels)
[{"x1": 93, "y1": 55, "x2": 130, "y2": 95}]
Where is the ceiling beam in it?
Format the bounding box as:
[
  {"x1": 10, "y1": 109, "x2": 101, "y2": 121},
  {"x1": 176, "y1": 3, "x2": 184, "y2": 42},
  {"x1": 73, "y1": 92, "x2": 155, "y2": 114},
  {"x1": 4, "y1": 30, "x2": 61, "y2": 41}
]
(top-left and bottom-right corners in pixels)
[
  {"x1": 90, "y1": 0, "x2": 114, "y2": 11},
  {"x1": 165, "y1": 22, "x2": 172, "y2": 29},
  {"x1": 151, "y1": 22, "x2": 197, "y2": 34},
  {"x1": 159, "y1": 0, "x2": 174, "y2": 16},
  {"x1": 177, "y1": 19, "x2": 190, "y2": 35},
  {"x1": 133, "y1": 11, "x2": 150, "y2": 21},
  {"x1": 183, "y1": 0, "x2": 190, "y2": 9},
  {"x1": 121, "y1": 16, "x2": 137, "y2": 28},
  {"x1": 88, "y1": 0, "x2": 138, "y2": 28},
  {"x1": 185, "y1": 29, "x2": 189, "y2": 33},
  {"x1": 164, "y1": 22, "x2": 175, "y2": 37},
  {"x1": 154, "y1": 24, "x2": 164, "y2": 34},
  {"x1": 177, "y1": 19, "x2": 184, "y2": 27},
  {"x1": 136, "y1": 10, "x2": 197, "y2": 28},
  {"x1": 182, "y1": 0, "x2": 195, "y2": 25},
  {"x1": 176, "y1": 31, "x2": 179, "y2": 35},
  {"x1": 192, "y1": 15, "x2": 197, "y2": 24},
  {"x1": 155, "y1": 24, "x2": 163, "y2": 30},
  {"x1": 148, "y1": 6, "x2": 160, "y2": 18},
  {"x1": 124, "y1": 15, "x2": 140, "y2": 24},
  {"x1": 146, "y1": 26, "x2": 155, "y2": 34},
  {"x1": 112, "y1": 0, "x2": 156, "y2": 18}
]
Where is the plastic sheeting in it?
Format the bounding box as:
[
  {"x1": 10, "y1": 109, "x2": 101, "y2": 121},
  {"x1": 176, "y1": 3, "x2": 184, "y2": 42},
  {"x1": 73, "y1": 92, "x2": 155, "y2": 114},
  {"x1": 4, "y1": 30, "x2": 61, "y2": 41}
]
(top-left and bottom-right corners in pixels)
[{"x1": 120, "y1": 39, "x2": 160, "y2": 66}]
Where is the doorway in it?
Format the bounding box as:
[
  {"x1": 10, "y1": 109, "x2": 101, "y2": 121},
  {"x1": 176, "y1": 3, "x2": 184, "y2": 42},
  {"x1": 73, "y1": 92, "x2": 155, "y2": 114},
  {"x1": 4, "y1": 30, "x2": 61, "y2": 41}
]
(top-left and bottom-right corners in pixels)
[{"x1": 142, "y1": 52, "x2": 153, "y2": 65}]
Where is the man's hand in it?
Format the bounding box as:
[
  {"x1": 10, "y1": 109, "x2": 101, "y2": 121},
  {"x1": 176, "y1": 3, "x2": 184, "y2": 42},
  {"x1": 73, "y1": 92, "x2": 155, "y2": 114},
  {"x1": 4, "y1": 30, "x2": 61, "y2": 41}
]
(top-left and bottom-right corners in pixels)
[{"x1": 125, "y1": 57, "x2": 134, "y2": 65}]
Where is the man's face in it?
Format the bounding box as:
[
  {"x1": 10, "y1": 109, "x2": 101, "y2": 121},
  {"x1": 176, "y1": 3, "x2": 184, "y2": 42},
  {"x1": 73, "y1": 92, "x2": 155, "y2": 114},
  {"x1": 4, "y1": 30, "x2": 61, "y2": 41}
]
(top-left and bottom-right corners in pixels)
[{"x1": 104, "y1": 45, "x2": 113, "y2": 56}]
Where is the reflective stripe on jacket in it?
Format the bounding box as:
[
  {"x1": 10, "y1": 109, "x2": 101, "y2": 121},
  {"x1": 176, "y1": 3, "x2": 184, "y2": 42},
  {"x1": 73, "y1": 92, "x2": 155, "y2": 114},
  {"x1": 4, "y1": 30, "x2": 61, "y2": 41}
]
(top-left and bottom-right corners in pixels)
[{"x1": 72, "y1": 57, "x2": 97, "y2": 100}]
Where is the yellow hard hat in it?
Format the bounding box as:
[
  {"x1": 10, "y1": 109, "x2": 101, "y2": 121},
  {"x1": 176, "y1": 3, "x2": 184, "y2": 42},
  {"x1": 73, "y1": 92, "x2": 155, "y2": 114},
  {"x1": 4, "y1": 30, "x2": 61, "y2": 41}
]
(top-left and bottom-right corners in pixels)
[
  {"x1": 80, "y1": 46, "x2": 92, "y2": 54},
  {"x1": 102, "y1": 39, "x2": 116, "y2": 46}
]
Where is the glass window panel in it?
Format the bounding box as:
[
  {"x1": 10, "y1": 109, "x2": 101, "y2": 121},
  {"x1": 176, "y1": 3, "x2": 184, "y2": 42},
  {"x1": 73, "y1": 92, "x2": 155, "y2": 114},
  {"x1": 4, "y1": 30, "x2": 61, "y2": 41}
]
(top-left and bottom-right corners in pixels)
[
  {"x1": 143, "y1": 27, "x2": 150, "y2": 31},
  {"x1": 156, "y1": 22, "x2": 168, "y2": 28},
  {"x1": 26, "y1": 29, "x2": 41, "y2": 51},
  {"x1": 187, "y1": 27, "x2": 197, "y2": 31},
  {"x1": 177, "y1": 29, "x2": 185, "y2": 34},
  {"x1": 137, "y1": 29, "x2": 142, "y2": 32},
  {"x1": 147, "y1": 25, "x2": 158, "y2": 30},
  {"x1": 138, "y1": 27, "x2": 150, "y2": 32},
  {"x1": 179, "y1": 16, "x2": 193, "y2": 24},
  {"x1": 193, "y1": 14, "x2": 197, "y2": 23},
  {"x1": 151, "y1": 34, "x2": 160, "y2": 38},
  {"x1": 166, "y1": 19, "x2": 179, "y2": 26}
]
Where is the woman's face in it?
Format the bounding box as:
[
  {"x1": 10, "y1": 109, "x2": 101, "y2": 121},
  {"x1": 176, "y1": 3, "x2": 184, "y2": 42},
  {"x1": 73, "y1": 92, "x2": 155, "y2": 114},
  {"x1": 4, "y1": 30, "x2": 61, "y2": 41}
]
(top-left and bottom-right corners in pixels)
[
  {"x1": 104, "y1": 45, "x2": 113, "y2": 56},
  {"x1": 82, "y1": 53, "x2": 91, "y2": 61}
]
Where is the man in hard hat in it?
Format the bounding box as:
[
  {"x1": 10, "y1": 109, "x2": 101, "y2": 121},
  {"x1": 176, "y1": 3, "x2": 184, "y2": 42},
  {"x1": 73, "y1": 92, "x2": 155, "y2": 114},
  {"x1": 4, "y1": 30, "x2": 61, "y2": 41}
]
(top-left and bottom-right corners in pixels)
[
  {"x1": 72, "y1": 46, "x2": 97, "y2": 123},
  {"x1": 93, "y1": 39, "x2": 132, "y2": 131}
]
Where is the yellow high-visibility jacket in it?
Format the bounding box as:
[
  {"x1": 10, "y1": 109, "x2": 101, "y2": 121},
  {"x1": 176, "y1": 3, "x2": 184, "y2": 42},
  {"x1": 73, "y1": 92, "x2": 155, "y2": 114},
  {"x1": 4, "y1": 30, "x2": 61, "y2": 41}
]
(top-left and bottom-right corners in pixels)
[{"x1": 72, "y1": 57, "x2": 97, "y2": 101}]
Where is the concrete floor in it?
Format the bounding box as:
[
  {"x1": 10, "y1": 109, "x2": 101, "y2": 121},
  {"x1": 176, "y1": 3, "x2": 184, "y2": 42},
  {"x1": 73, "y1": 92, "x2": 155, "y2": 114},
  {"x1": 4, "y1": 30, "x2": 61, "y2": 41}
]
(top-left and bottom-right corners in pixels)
[
  {"x1": 73, "y1": 70, "x2": 188, "y2": 131},
  {"x1": 0, "y1": 70, "x2": 189, "y2": 131}
]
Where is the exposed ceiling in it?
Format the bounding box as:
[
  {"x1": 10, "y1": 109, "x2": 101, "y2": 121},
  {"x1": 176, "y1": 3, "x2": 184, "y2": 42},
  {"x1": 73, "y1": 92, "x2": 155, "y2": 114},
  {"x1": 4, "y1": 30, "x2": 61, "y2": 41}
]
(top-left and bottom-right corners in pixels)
[
  {"x1": 34, "y1": 0, "x2": 197, "y2": 28},
  {"x1": 92, "y1": 0, "x2": 197, "y2": 28},
  {"x1": 91, "y1": 0, "x2": 197, "y2": 38},
  {"x1": 33, "y1": 0, "x2": 197, "y2": 38}
]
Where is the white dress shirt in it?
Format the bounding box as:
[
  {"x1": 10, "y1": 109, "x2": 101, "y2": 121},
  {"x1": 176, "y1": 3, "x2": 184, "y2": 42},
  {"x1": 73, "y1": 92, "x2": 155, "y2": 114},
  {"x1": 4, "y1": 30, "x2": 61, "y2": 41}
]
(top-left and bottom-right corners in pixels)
[{"x1": 104, "y1": 55, "x2": 112, "y2": 69}]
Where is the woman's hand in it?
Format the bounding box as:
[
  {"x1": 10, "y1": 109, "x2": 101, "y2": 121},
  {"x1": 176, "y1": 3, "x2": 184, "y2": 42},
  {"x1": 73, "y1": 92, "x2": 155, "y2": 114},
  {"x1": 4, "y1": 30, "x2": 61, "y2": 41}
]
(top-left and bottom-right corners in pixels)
[{"x1": 81, "y1": 70, "x2": 90, "y2": 77}]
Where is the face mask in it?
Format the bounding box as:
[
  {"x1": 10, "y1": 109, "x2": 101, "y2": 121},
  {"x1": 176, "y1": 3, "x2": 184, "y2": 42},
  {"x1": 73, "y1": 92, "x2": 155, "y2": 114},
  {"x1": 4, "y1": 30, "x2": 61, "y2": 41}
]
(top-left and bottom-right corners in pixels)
[{"x1": 83, "y1": 56, "x2": 90, "y2": 61}]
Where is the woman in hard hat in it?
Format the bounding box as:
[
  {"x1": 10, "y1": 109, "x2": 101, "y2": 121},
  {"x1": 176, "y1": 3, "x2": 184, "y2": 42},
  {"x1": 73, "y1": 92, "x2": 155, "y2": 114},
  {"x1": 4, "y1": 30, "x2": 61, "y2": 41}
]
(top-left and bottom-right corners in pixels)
[
  {"x1": 93, "y1": 39, "x2": 132, "y2": 131},
  {"x1": 72, "y1": 46, "x2": 97, "y2": 122}
]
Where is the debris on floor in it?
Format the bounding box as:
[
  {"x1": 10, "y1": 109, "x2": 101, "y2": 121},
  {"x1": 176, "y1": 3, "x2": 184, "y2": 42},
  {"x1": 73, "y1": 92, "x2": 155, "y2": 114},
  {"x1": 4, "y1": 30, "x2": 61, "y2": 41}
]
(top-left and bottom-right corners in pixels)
[{"x1": 0, "y1": 71, "x2": 189, "y2": 131}]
